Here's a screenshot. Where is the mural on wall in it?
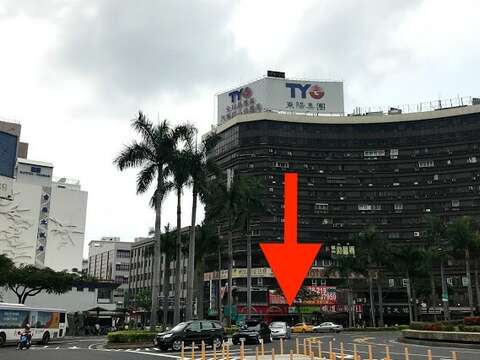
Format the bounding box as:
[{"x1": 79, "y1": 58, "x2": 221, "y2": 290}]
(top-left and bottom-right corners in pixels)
[
  {"x1": 49, "y1": 217, "x2": 84, "y2": 250},
  {"x1": 0, "y1": 195, "x2": 34, "y2": 262}
]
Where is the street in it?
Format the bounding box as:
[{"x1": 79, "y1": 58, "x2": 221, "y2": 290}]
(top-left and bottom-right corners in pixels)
[{"x1": 2, "y1": 332, "x2": 480, "y2": 360}]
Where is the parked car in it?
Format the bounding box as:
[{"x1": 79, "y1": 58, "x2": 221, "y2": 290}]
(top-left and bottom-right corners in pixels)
[
  {"x1": 154, "y1": 320, "x2": 226, "y2": 351},
  {"x1": 269, "y1": 321, "x2": 291, "y2": 339},
  {"x1": 312, "y1": 322, "x2": 343, "y2": 333},
  {"x1": 232, "y1": 320, "x2": 272, "y2": 345},
  {"x1": 290, "y1": 322, "x2": 314, "y2": 333}
]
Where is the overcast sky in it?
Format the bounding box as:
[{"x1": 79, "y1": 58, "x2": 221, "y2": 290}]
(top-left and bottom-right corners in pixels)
[{"x1": 0, "y1": 0, "x2": 479, "y2": 257}]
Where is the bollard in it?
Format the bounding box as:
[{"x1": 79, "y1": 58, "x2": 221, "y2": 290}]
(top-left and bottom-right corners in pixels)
[
  {"x1": 213, "y1": 342, "x2": 217, "y2": 360},
  {"x1": 222, "y1": 343, "x2": 226, "y2": 360},
  {"x1": 353, "y1": 344, "x2": 357, "y2": 360},
  {"x1": 385, "y1": 345, "x2": 390, "y2": 360},
  {"x1": 329, "y1": 341, "x2": 333, "y2": 360},
  {"x1": 309, "y1": 339, "x2": 313, "y2": 359},
  {"x1": 201, "y1": 341, "x2": 206, "y2": 360},
  {"x1": 256, "y1": 347, "x2": 259, "y2": 360},
  {"x1": 272, "y1": 347, "x2": 275, "y2": 360},
  {"x1": 318, "y1": 340, "x2": 322, "y2": 359},
  {"x1": 427, "y1": 349, "x2": 432, "y2": 360},
  {"x1": 181, "y1": 341, "x2": 185, "y2": 360},
  {"x1": 289, "y1": 350, "x2": 293, "y2": 360},
  {"x1": 226, "y1": 343, "x2": 230, "y2": 360},
  {"x1": 296, "y1": 337, "x2": 300, "y2": 355},
  {"x1": 191, "y1": 342, "x2": 195, "y2": 360},
  {"x1": 368, "y1": 344, "x2": 373, "y2": 360},
  {"x1": 340, "y1": 342, "x2": 345, "y2": 360},
  {"x1": 404, "y1": 347, "x2": 409, "y2": 360},
  {"x1": 260, "y1": 338, "x2": 265, "y2": 356},
  {"x1": 240, "y1": 339, "x2": 245, "y2": 360},
  {"x1": 452, "y1": 351, "x2": 457, "y2": 360},
  {"x1": 280, "y1": 337, "x2": 284, "y2": 355},
  {"x1": 304, "y1": 338, "x2": 308, "y2": 356}
]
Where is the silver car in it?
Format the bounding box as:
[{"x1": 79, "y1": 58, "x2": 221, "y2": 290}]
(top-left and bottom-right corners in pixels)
[
  {"x1": 312, "y1": 322, "x2": 343, "y2": 333},
  {"x1": 269, "y1": 321, "x2": 291, "y2": 339}
]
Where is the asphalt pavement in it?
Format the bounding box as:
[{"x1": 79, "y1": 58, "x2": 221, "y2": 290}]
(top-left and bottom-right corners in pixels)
[{"x1": 2, "y1": 332, "x2": 480, "y2": 360}]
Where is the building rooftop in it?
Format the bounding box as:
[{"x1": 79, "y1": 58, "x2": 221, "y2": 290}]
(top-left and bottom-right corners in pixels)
[{"x1": 17, "y1": 157, "x2": 53, "y2": 168}]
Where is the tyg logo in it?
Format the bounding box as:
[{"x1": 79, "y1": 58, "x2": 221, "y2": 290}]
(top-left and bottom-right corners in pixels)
[
  {"x1": 228, "y1": 86, "x2": 253, "y2": 103},
  {"x1": 286, "y1": 83, "x2": 325, "y2": 100}
]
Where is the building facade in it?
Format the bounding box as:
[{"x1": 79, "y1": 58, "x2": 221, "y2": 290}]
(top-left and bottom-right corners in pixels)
[
  {"x1": 0, "y1": 120, "x2": 88, "y2": 271},
  {"x1": 206, "y1": 93, "x2": 480, "y2": 323},
  {"x1": 88, "y1": 237, "x2": 131, "y2": 307}
]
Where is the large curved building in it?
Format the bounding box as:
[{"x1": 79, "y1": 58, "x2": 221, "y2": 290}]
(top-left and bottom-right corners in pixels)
[{"x1": 204, "y1": 76, "x2": 480, "y2": 324}]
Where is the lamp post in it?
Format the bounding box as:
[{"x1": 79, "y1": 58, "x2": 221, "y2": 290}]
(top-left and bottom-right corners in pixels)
[{"x1": 438, "y1": 247, "x2": 450, "y2": 320}]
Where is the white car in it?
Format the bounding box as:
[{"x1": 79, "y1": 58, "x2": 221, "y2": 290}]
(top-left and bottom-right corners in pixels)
[
  {"x1": 312, "y1": 322, "x2": 343, "y2": 333},
  {"x1": 269, "y1": 321, "x2": 291, "y2": 339}
]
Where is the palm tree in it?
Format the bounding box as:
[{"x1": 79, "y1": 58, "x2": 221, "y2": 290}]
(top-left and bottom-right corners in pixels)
[
  {"x1": 424, "y1": 214, "x2": 449, "y2": 320},
  {"x1": 171, "y1": 148, "x2": 194, "y2": 325},
  {"x1": 235, "y1": 176, "x2": 265, "y2": 320},
  {"x1": 185, "y1": 132, "x2": 220, "y2": 321},
  {"x1": 447, "y1": 216, "x2": 477, "y2": 316},
  {"x1": 390, "y1": 244, "x2": 424, "y2": 323},
  {"x1": 357, "y1": 225, "x2": 385, "y2": 327},
  {"x1": 114, "y1": 112, "x2": 189, "y2": 327},
  {"x1": 206, "y1": 174, "x2": 245, "y2": 326},
  {"x1": 326, "y1": 253, "x2": 365, "y2": 328}
]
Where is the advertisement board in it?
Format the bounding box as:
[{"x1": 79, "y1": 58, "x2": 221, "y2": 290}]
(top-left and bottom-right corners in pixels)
[{"x1": 217, "y1": 77, "x2": 344, "y2": 124}]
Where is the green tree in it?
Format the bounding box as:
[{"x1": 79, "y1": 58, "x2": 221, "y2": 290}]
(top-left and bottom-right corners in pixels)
[
  {"x1": 389, "y1": 244, "x2": 424, "y2": 323},
  {"x1": 447, "y1": 216, "x2": 477, "y2": 316},
  {"x1": 171, "y1": 144, "x2": 195, "y2": 325},
  {"x1": 0, "y1": 254, "x2": 14, "y2": 286},
  {"x1": 7, "y1": 265, "x2": 77, "y2": 304},
  {"x1": 326, "y1": 253, "x2": 365, "y2": 328},
  {"x1": 356, "y1": 225, "x2": 386, "y2": 327},
  {"x1": 114, "y1": 112, "x2": 190, "y2": 327},
  {"x1": 185, "y1": 132, "x2": 220, "y2": 321},
  {"x1": 235, "y1": 176, "x2": 266, "y2": 320}
]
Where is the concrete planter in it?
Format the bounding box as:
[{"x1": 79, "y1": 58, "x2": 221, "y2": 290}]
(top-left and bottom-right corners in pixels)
[{"x1": 402, "y1": 329, "x2": 480, "y2": 345}]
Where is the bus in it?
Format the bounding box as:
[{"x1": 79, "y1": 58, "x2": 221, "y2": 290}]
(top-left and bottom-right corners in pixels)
[{"x1": 0, "y1": 303, "x2": 67, "y2": 346}]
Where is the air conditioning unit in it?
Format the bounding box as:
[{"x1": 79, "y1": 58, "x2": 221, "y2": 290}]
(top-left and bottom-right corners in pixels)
[{"x1": 414, "y1": 231, "x2": 420, "y2": 237}]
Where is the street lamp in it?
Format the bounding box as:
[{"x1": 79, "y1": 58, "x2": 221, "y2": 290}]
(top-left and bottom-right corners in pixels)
[{"x1": 438, "y1": 247, "x2": 450, "y2": 320}]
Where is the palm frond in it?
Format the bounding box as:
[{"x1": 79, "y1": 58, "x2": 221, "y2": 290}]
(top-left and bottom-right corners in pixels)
[
  {"x1": 114, "y1": 141, "x2": 154, "y2": 170},
  {"x1": 136, "y1": 163, "x2": 157, "y2": 194}
]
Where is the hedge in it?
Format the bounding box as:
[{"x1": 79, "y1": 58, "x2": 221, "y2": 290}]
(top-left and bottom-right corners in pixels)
[
  {"x1": 108, "y1": 331, "x2": 156, "y2": 343},
  {"x1": 464, "y1": 317, "x2": 480, "y2": 325},
  {"x1": 345, "y1": 326, "x2": 408, "y2": 331}
]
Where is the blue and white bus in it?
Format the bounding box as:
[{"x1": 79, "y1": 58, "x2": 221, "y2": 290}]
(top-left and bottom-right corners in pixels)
[{"x1": 0, "y1": 303, "x2": 67, "y2": 346}]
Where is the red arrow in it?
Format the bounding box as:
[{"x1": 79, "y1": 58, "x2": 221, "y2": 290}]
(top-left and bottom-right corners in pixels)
[{"x1": 260, "y1": 173, "x2": 322, "y2": 305}]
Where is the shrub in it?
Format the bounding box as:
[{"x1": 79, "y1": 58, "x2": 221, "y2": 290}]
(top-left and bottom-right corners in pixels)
[
  {"x1": 464, "y1": 317, "x2": 480, "y2": 325},
  {"x1": 107, "y1": 330, "x2": 156, "y2": 343},
  {"x1": 410, "y1": 321, "x2": 461, "y2": 332},
  {"x1": 459, "y1": 325, "x2": 480, "y2": 332}
]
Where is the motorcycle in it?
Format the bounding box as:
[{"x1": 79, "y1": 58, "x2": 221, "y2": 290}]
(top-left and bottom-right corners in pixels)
[{"x1": 17, "y1": 332, "x2": 31, "y2": 350}]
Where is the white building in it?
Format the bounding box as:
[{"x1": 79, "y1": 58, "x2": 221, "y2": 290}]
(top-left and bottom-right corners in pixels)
[
  {"x1": 0, "y1": 120, "x2": 88, "y2": 271},
  {"x1": 88, "y1": 237, "x2": 131, "y2": 308}
]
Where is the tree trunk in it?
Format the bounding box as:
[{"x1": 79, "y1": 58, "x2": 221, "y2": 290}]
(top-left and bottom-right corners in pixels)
[
  {"x1": 411, "y1": 280, "x2": 418, "y2": 322},
  {"x1": 246, "y1": 222, "x2": 252, "y2": 320},
  {"x1": 376, "y1": 275, "x2": 384, "y2": 327},
  {"x1": 430, "y1": 271, "x2": 438, "y2": 322},
  {"x1": 194, "y1": 256, "x2": 206, "y2": 320},
  {"x1": 368, "y1": 270, "x2": 376, "y2": 327},
  {"x1": 218, "y1": 247, "x2": 223, "y2": 323},
  {"x1": 475, "y1": 259, "x2": 480, "y2": 312},
  {"x1": 440, "y1": 257, "x2": 450, "y2": 320},
  {"x1": 150, "y1": 173, "x2": 164, "y2": 328},
  {"x1": 163, "y1": 255, "x2": 171, "y2": 327},
  {"x1": 465, "y1": 247, "x2": 475, "y2": 316},
  {"x1": 174, "y1": 190, "x2": 182, "y2": 325},
  {"x1": 186, "y1": 187, "x2": 198, "y2": 321},
  {"x1": 405, "y1": 274, "x2": 413, "y2": 324},
  {"x1": 227, "y1": 224, "x2": 233, "y2": 327}
]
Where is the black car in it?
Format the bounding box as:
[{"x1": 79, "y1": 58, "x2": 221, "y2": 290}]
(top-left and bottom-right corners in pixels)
[
  {"x1": 232, "y1": 320, "x2": 272, "y2": 345},
  {"x1": 154, "y1": 320, "x2": 227, "y2": 351}
]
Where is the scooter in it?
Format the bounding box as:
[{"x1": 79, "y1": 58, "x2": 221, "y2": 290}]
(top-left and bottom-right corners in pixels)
[{"x1": 16, "y1": 332, "x2": 31, "y2": 350}]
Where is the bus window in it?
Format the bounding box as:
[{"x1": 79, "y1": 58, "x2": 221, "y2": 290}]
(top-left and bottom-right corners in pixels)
[
  {"x1": 0, "y1": 310, "x2": 29, "y2": 329},
  {"x1": 59, "y1": 312, "x2": 66, "y2": 324},
  {"x1": 36, "y1": 312, "x2": 60, "y2": 329}
]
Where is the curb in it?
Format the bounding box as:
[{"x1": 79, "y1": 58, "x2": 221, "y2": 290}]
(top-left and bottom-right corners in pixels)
[
  {"x1": 104, "y1": 342, "x2": 154, "y2": 349},
  {"x1": 399, "y1": 337, "x2": 480, "y2": 350}
]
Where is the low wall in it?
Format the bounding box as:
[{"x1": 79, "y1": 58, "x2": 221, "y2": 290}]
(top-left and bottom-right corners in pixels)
[{"x1": 402, "y1": 329, "x2": 480, "y2": 345}]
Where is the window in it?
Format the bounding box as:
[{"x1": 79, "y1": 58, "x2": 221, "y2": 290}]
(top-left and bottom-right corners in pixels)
[
  {"x1": 0, "y1": 310, "x2": 29, "y2": 329},
  {"x1": 413, "y1": 231, "x2": 420, "y2": 237},
  {"x1": 31, "y1": 166, "x2": 41, "y2": 173},
  {"x1": 394, "y1": 203, "x2": 403, "y2": 211},
  {"x1": 187, "y1": 321, "x2": 202, "y2": 332},
  {"x1": 402, "y1": 279, "x2": 409, "y2": 287},
  {"x1": 468, "y1": 156, "x2": 477, "y2": 164},
  {"x1": 274, "y1": 161, "x2": 289, "y2": 169},
  {"x1": 418, "y1": 160, "x2": 434, "y2": 168},
  {"x1": 390, "y1": 149, "x2": 398, "y2": 159},
  {"x1": 388, "y1": 279, "x2": 395, "y2": 288},
  {"x1": 257, "y1": 278, "x2": 263, "y2": 286},
  {"x1": 36, "y1": 311, "x2": 56, "y2": 328},
  {"x1": 364, "y1": 150, "x2": 385, "y2": 157},
  {"x1": 388, "y1": 233, "x2": 400, "y2": 239},
  {"x1": 315, "y1": 203, "x2": 328, "y2": 211},
  {"x1": 452, "y1": 200, "x2": 460, "y2": 207},
  {"x1": 201, "y1": 321, "x2": 213, "y2": 330},
  {"x1": 358, "y1": 204, "x2": 372, "y2": 211}
]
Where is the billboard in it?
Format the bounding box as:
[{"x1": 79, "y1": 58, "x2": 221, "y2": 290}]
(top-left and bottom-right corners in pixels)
[
  {"x1": 0, "y1": 131, "x2": 17, "y2": 178},
  {"x1": 217, "y1": 77, "x2": 344, "y2": 124}
]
